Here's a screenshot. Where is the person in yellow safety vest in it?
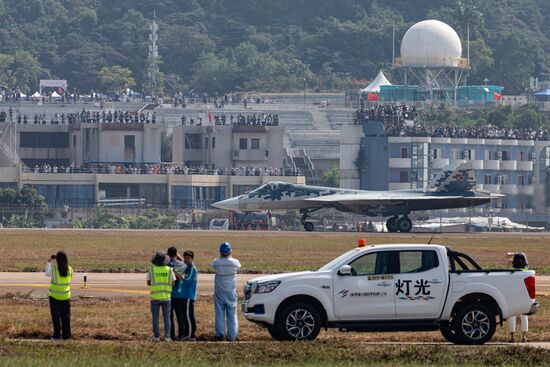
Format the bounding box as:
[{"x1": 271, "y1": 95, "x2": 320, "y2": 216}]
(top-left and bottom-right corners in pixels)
[
  {"x1": 146, "y1": 251, "x2": 176, "y2": 342},
  {"x1": 44, "y1": 251, "x2": 73, "y2": 340},
  {"x1": 507, "y1": 252, "x2": 530, "y2": 343}
]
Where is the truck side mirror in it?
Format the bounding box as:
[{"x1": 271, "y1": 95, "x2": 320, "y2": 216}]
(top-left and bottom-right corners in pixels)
[{"x1": 338, "y1": 265, "x2": 352, "y2": 276}]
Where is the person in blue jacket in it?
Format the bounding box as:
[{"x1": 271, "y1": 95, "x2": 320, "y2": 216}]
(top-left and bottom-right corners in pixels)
[
  {"x1": 180, "y1": 250, "x2": 198, "y2": 341},
  {"x1": 167, "y1": 247, "x2": 185, "y2": 340}
]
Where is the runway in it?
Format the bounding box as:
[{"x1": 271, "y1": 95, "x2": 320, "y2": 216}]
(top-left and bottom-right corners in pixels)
[{"x1": 0, "y1": 272, "x2": 549, "y2": 298}]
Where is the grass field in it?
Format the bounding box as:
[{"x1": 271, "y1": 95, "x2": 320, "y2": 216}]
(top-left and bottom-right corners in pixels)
[
  {"x1": 1, "y1": 229, "x2": 550, "y2": 366},
  {"x1": 0, "y1": 229, "x2": 550, "y2": 274},
  {"x1": 1, "y1": 340, "x2": 550, "y2": 367},
  {"x1": 0, "y1": 294, "x2": 549, "y2": 366}
]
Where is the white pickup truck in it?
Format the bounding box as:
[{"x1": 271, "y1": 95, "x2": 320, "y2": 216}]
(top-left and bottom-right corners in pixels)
[{"x1": 242, "y1": 243, "x2": 538, "y2": 344}]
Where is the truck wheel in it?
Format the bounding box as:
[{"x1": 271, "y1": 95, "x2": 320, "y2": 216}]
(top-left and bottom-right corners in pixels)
[
  {"x1": 275, "y1": 302, "x2": 321, "y2": 341},
  {"x1": 439, "y1": 321, "x2": 461, "y2": 344},
  {"x1": 267, "y1": 326, "x2": 284, "y2": 341},
  {"x1": 451, "y1": 303, "x2": 496, "y2": 345}
]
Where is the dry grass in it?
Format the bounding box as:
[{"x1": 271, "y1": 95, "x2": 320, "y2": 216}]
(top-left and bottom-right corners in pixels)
[
  {"x1": 1, "y1": 229, "x2": 550, "y2": 273},
  {"x1": 0, "y1": 294, "x2": 549, "y2": 343}
]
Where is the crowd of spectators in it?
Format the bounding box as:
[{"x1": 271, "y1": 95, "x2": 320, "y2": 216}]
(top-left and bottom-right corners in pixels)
[
  {"x1": 178, "y1": 93, "x2": 274, "y2": 109},
  {"x1": 181, "y1": 113, "x2": 279, "y2": 126},
  {"x1": 353, "y1": 104, "x2": 418, "y2": 125},
  {"x1": 5, "y1": 108, "x2": 158, "y2": 125},
  {"x1": 385, "y1": 123, "x2": 550, "y2": 141},
  {"x1": 29, "y1": 163, "x2": 302, "y2": 177}
]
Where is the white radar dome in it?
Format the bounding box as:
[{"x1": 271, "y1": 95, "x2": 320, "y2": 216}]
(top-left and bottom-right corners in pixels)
[{"x1": 400, "y1": 20, "x2": 462, "y2": 68}]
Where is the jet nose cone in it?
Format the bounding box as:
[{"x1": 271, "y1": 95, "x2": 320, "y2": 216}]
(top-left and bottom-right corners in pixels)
[{"x1": 212, "y1": 197, "x2": 240, "y2": 211}]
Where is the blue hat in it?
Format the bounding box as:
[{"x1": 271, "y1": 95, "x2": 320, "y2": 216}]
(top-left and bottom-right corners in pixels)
[{"x1": 220, "y1": 242, "x2": 232, "y2": 255}]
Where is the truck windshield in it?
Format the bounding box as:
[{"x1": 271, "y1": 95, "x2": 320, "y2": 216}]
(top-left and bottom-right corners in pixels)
[{"x1": 318, "y1": 249, "x2": 359, "y2": 271}]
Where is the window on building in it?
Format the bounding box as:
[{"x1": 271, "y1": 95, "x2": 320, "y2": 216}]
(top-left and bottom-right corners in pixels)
[
  {"x1": 484, "y1": 175, "x2": 492, "y2": 185},
  {"x1": 519, "y1": 151, "x2": 526, "y2": 161},
  {"x1": 72, "y1": 135, "x2": 76, "y2": 147},
  {"x1": 399, "y1": 171, "x2": 409, "y2": 183},
  {"x1": 251, "y1": 138, "x2": 260, "y2": 150},
  {"x1": 212, "y1": 137, "x2": 216, "y2": 149},
  {"x1": 184, "y1": 134, "x2": 202, "y2": 149},
  {"x1": 239, "y1": 138, "x2": 247, "y2": 150},
  {"x1": 432, "y1": 148, "x2": 438, "y2": 159},
  {"x1": 204, "y1": 137, "x2": 209, "y2": 149},
  {"x1": 400, "y1": 147, "x2": 408, "y2": 158},
  {"x1": 502, "y1": 151, "x2": 510, "y2": 161},
  {"x1": 518, "y1": 175, "x2": 525, "y2": 186},
  {"x1": 124, "y1": 135, "x2": 136, "y2": 162},
  {"x1": 485, "y1": 150, "x2": 493, "y2": 161},
  {"x1": 451, "y1": 149, "x2": 459, "y2": 160}
]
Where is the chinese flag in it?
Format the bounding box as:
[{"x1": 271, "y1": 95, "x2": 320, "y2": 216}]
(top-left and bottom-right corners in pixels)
[
  {"x1": 493, "y1": 92, "x2": 502, "y2": 101},
  {"x1": 207, "y1": 111, "x2": 212, "y2": 123},
  {"x1": 367, "y1": 93, "x2": 379, "y2": 101}
]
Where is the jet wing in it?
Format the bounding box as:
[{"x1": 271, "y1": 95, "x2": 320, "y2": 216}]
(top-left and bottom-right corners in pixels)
[{"x1": 303, "y1": 193, "x2": 464, "y2": 205}]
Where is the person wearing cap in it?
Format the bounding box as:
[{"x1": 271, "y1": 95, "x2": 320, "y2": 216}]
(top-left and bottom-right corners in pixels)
[
  {"x1": 147, "y1": 251, "x2": 177, "y2": 342},
  {"x1": 211, "y1": 242, "x2": 241, "y2": 341},
  {"x1": 507, "y1": 252, "x2": 530, "y2": 343}
]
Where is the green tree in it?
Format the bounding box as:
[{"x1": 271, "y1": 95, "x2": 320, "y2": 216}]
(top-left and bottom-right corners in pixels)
[
  {"x1": 321, "y1": 166, "x2": 341, "y2": 188},
  {"x1": 99, "y1": 65, "x2": 136, "y2": 95}
]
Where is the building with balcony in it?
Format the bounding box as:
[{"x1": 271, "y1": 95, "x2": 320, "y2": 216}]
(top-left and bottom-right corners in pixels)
[
  {"x1": 340, "y1": 120, "x2": 550, "y2": 210},
  {"x1": 172, "y1": 124, "x2": 286, "y2": 170}
]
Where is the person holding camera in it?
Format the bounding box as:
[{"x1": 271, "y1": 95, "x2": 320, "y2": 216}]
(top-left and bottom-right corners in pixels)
[
  {"x1": 44, "y1": 251, "x2": 73, "y2": 340},
  {"x1": 507, "y1": 252, "x2": 529, "y2": 343}
]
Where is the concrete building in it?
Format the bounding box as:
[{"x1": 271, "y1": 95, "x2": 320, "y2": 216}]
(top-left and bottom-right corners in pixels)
[
  {"x1": 341, "y1": 121, "x2": 549, "y2": 210},
  {"x1": 172, "y1": 124, "x2": 285, "y2": 170},
  {"x1": 16, "y1": 122, "x2": 161, "y2": 168}
]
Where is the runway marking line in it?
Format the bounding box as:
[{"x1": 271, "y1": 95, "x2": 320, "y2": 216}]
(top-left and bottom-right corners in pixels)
[{"x1": 0, "y1": 283, "x2": 149, "y2": 295}]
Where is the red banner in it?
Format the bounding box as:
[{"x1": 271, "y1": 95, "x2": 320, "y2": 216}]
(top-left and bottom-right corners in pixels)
[
  {"x1": 493, "y1": 92, "x2": 502, "y2": 101},
  {"x1": 367, "y1": 93, "x2": 379, "y2": 101}
]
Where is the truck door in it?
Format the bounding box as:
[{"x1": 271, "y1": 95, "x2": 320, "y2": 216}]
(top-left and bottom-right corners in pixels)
[
  {"x1": 394, "y1": 249, "x2": 447, "y2": 319},
  {"x1": 333, "y1": 251, "x2": 396, "y2": 320}
]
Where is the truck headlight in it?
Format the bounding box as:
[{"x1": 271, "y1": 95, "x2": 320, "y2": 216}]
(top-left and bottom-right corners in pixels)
[{"x1": 255, "y1": 280, "x2": 281, "y2": 293}]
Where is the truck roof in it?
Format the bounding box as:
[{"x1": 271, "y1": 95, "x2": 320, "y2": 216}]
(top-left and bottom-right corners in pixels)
[{"x1": 354, "y1": 243, "x2": 447, "y2": 252}]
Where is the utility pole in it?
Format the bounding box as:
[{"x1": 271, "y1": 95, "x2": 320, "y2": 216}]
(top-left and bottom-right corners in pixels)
[{"x1": 148, "y1": 11, "x2": 159, "y2": 101}]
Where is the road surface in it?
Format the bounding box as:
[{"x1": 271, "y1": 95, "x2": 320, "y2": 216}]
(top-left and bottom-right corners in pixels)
[{"x1": 0, "y1": 272, "x2": 548, "y2": 298}]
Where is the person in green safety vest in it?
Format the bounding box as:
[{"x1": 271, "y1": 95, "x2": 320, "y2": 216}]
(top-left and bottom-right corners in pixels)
[
  {"x1": 44, "y1": 251, "x2": 73, "y2": 340},
  {"x1": 507, "y1": 252, "x2": 530, "y2": 343},
  {"x1": 146, "y1": 251, "x2": 176, "y2": 342}
]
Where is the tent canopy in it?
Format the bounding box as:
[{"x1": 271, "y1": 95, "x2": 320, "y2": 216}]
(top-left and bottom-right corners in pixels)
[
  {"x1": 51, "y1": 91, "x2": 61, "y2": 98},
  {"x1": 361, "y1": 71, "x2": 392, "y2": 93},
  {"x1": 533, "y1": 89, "x2": 550, "y2": 97},
  {"x1": 32, "y1": 91, "x2": 41, "y2": 98}
]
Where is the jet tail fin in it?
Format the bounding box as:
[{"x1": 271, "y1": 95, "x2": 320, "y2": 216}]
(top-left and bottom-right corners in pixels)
[{"x1": 432, "y1": 162, "x2": 476, "y2": 193}]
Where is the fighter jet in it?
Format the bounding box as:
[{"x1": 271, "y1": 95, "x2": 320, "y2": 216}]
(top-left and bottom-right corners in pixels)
[{"x1": 212, "y1": 163, "x2": 504, "y2": 232}]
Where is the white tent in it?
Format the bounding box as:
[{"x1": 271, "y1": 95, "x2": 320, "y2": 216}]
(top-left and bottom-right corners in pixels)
[
  {"x1": 32, "y1": 91, "x2": 41, "y2": 98},
  {"x1": 18, "y1": 92, "x2": 27, "y2": 98},
  {"x1": 361, "y1": 70, "x2": 392, "y2": 93},
  {"x1": 51, "y1": 91, "x2": 61, "y2": 98}
]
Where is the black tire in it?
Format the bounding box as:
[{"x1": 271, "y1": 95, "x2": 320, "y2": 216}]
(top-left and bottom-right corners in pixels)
[
  {"x1": 274, "y1": 302, "x2": 322, "y2": 341},
  {"x1": 439, "y1": 321, "x2": 461, "y2": 344},
  {"x1": 451, "y1": 303, "x2": 496, "y2": 345},
  {"x1": 397, "y1": 216, "x2": 412, "y2": 233},
  {"x1": 267, "y1": 326, "x2": 284, "y2": 341},
  {"x1": 386, "y1": 217, "x2": 399, "y2": 233},
  {"x1": 304, "y1": 222, "x2": 315, "y2": 232}
]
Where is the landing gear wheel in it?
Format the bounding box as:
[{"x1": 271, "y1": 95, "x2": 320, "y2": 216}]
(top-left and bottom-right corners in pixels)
[
  {"x1": 397, "y1": 216, "x2": 413, "y2": 233},
  {"x1": 274, "y1": 302, "x2": 322, "y2": 341},
  {"x1": 451, "y1": 304, "x2": 496, "y2": 345},
  {"x1": 304, "y1": 222, "x2": 315, "y2": 232},
  {"x1": 386, "y1": 216, "x2": 399, "y2": 233}
]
